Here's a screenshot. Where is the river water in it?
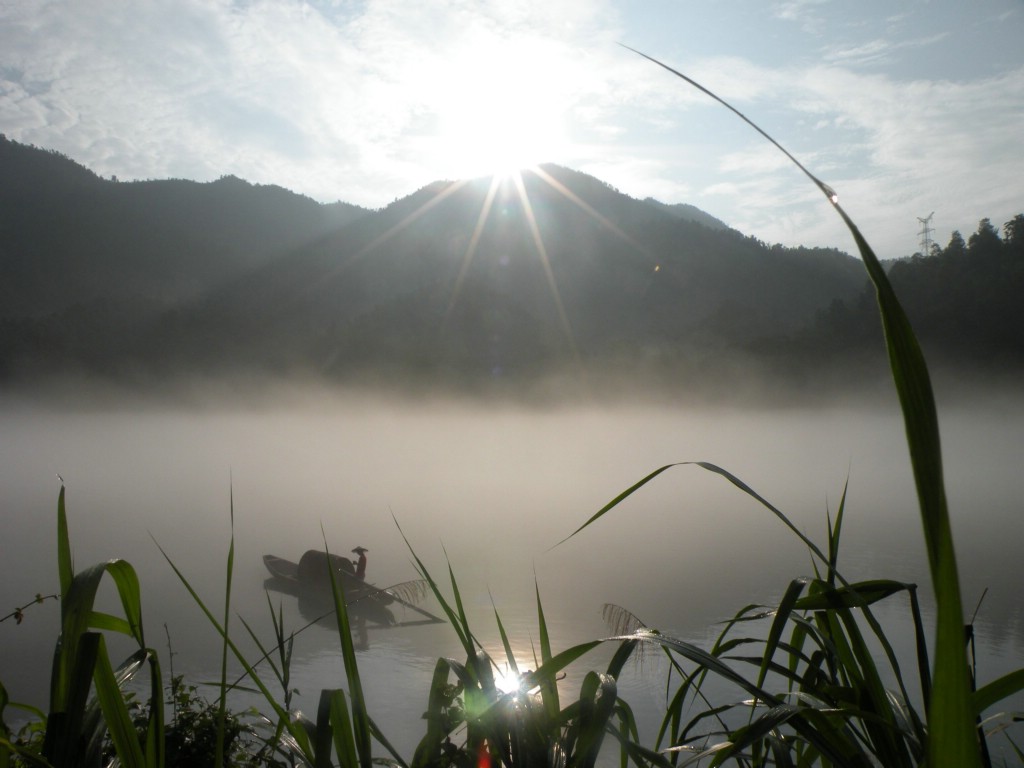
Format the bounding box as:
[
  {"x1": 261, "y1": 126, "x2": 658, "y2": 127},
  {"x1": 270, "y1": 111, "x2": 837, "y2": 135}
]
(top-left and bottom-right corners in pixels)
[{"x1": 2, "y1": 384, "x2": 1022, "y2": 758}]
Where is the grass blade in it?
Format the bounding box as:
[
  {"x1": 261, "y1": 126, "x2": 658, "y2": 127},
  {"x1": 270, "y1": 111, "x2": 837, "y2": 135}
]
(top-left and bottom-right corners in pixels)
[
  {"x1": 827, "y1": 477, "x2": 849, "y2": 586},
  {"x1": 49, "y1": 559, "x2": 146, "y2": 714},
  {"x1": 56, "y1": 484, "x2": 73, "y2": 601},
  {"x1": 572, "y1": 671, "x2": 618, "y2": 768},
  {"x1": 757, "y1": 578, "x2": 809, "y2": 693},
  {"x1": 332, "y1": 691, "x2": 365, "y2": 768},
  {"x1": 90, "y1": 633, "x2": 148, "y2": 768},
  {"x1": 323, "y1": 534, "x2": 372, "y2": 768},
  {"x1": 492, "y1": 596, "x2": 519, "y2": 678},
  {"x1": 412, "y1": 658, "x2": 460, "y2": 768},
  {"x1": 535, "y1": 580, "x2": 560, "y2": 720},
  {"x1": 215, "y1": 485, "x2": 236, "y2": 768},
  {"x1": 973, "y1": 669, "x2": 1024, "y2": 716}
]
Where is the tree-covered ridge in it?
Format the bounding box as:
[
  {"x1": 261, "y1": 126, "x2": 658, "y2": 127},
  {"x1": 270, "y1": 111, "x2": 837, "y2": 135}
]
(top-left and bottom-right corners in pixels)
[
  {"x1": 1, "y1": 135, "x2": 1021, "y2": 395},
  {"x1": 0, "y1": 135, "x2": 371, "y2": 317},
  {"x1": 804, "y1": 215, "x2": 1024, "y2": 368}
]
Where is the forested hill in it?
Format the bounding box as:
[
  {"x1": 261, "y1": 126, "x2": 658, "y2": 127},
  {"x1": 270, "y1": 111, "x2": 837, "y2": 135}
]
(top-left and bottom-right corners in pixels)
[
  {"x1": 1, "y1": 135, "x2": 1020, "y2": 396},
  {"x1": 0, "y1": 135, "x2": 370, "y2": 317},
  {"x1": 782, "y1": 216, "x2": 1024, "y2": 375}
]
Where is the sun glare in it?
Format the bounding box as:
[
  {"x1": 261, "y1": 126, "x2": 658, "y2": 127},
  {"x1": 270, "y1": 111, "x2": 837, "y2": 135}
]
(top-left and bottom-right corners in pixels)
[
  {"x1": 492, "y1": 664, "x2": 522, "y2": 695},
  {"x1": 428, "y1": 36, "x2": 570, "y2": 179}
]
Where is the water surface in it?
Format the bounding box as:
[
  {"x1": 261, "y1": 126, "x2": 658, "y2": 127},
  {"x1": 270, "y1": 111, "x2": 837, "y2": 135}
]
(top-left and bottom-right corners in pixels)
[{"x1": 2, "y1": 388, "x2": 1021, "y2": 755}]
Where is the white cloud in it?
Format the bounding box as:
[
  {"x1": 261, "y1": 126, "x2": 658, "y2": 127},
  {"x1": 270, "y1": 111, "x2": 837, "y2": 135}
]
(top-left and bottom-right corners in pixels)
[
  {"x1": 772, "y1": 0, "x2": 831, "y2": 34},
  {"x1": 823, "y1": 32, "x2": 949, "y2": 67},
  {"x1": 0, "y1": 0, "x2": 1020, "y2": 258},
  {"x1": 627, "y1": 48, "x2": 1024, "y2": 256},
  {"x1": 0, "y1": 0, "x2": 636, "y2": 202}
]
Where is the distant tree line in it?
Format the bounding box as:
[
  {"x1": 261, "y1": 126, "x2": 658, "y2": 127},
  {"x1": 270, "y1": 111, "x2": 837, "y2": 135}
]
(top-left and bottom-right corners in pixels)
[{"x1": 787, "y1": 215, "x2": 1024, "y2": 373}]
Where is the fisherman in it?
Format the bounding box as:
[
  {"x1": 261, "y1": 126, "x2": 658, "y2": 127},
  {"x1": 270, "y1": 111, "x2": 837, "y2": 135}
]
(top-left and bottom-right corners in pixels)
[{"x1": 352, "y1": 546, "x2": 368, "y2": 580}]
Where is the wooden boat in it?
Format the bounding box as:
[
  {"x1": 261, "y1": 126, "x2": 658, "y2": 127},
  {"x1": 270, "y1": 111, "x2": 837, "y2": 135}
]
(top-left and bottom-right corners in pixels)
[{"x1": 263, "y1": 552, "x2": 397, "y2": 626}]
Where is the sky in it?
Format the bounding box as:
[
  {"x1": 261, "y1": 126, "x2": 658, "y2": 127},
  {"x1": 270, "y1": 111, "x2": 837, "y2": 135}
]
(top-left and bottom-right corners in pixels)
[{"x1": 1, "y1": 0, "x2": 1021, "y2": 258}]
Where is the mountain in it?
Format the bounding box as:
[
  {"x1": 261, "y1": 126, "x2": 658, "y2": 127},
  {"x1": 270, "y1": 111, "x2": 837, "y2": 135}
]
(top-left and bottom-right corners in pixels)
[
  {"x1": 1, "y1": 137, "x2": 875, "y2": 390},
  {"x1": 641, "y1": 198, "x2": 729, "y2": 231},
  {"x1": 137, "y1": 163, "x2": 866, "y2": 383},
  {"x1": 0, "y1": 135, "x2": 370, "y2": 318}
]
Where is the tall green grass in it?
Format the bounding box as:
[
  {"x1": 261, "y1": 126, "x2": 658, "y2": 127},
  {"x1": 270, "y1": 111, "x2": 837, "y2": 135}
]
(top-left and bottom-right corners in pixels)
[{"x1": 1, "y1": 486, "x2": 164, "y2": 768}]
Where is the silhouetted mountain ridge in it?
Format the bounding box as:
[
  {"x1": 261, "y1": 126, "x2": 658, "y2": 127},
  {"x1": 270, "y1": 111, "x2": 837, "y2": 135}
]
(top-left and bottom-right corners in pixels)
[
  {"x1": 641, "y1": 198, "x2": 729, "y2": 231},
  {"x1": 6, "y1": 135, "x2": 1016, "y2": 395},
  {"x1": 0, "y1": 136, "x2": 370, "y2": 317},
  {"x1": 136, "y1": 163, "x2": 866, "y2": 382}
]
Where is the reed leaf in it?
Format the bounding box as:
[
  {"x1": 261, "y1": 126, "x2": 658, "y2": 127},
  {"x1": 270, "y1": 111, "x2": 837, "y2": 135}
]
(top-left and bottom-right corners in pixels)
[
  {"x1": 90, "y1": 633, "x2": 148, "y2": 768},
  {"x1": 411, "y1": 658, "x2": 456, "y2": 768},
  {"x1": 758, "y1": 578, "x2": 810, "y2": 693},
  {"x1": 559, "y1": 461, "x2": 831, "y2": 577},
  {"x1": 314, "y1": 690, "x2": 337, "y2": 768},
  {"x1": 826, "y1": 477, "x2": 849, "y2": 587},
  {"x1": 492, "y1": 599, "x2": 520, "y2": 679},
  {"x1": 447, "y1": 555, "x2": 475, "y2": 658},
  {"x1": 535, "y1": 581, "x2": 560, "y2": 720},
  {"x1": 515, "y1": 641, "x2": 606, "y2": 699},
  {"x1": 142, "y1": 650, "x2": 165, "y2": 768},
  {"x1": 568, "y1": 672, "x2": 617, "y2": 768},
  {"x1": 43, "y1": 626, "x2": 97, "y2": 766},
  {"x1": 57, "y1": 484, "x2": 73, "y2": 601},
  {"x1": 792, "y1": 580, "x2": 909, "y2": 611},
  {"x1": 214, "y1": 486, "x2": 236, "y2": 768},
  {"x1": 706, "y1": 702, "x2": 804, "y2": 766},
  {"x1": 973, "y1": 669, "x2": 1024, "y2": 716},
  {"x1": 49, "y1": 558, "x2": 146, "y2": 717},
  {"x1": 323, "y1": 535, "x2": 372, "y2": 768}
]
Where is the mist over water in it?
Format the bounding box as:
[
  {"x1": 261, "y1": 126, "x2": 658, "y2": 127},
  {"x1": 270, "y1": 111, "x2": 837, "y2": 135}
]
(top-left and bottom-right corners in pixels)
[{"x1": 2, "y1": 385, "x2": 1022, "y2": 753}]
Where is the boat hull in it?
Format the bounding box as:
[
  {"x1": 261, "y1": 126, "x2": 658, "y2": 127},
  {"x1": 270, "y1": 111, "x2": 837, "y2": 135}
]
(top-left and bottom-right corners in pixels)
[{"x1": 262, "y1": 553, "x2": 396, "y2": 625}]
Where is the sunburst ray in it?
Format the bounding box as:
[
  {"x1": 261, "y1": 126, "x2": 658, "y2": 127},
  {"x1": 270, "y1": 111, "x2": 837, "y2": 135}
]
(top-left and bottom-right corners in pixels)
[
  {"x1": 443, "y1": 173, "x2": 502, "y2": 326},
  {"x1": 511, "y1": 169, "x2": 585, "y2": 376}
]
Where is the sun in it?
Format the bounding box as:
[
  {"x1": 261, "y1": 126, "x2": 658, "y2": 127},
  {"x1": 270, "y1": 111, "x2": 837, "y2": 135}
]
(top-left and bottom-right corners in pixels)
[
  {"x1": 492, "y1": 663, "x2": 523, "y2": 695},
  {"x1": 426, "y1": 35, "x2": 571, "y2": 179}
]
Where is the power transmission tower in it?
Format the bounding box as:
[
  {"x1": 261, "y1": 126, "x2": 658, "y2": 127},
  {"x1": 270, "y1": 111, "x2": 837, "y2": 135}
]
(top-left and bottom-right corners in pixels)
[{"x1": 917, "y1": 212, "x2": 934, "y2": 256}]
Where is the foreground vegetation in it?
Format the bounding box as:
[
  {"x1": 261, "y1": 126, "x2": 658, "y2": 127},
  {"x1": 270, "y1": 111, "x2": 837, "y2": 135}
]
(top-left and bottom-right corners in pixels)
[{"x1": 4, "y1": 55, "x2": 1024, "y2": 768}]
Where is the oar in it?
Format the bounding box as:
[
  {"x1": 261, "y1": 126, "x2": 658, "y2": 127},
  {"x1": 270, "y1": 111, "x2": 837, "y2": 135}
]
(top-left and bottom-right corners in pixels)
[
  {"x1": 350, "y1": 579, "x2": 445, "y2": 624},
  {"x1": 365, "y1": 618, "x2": 442, "y2": 630},
  {"x1": 387, "y1": 597, "x2": 444, "y2": 624}
]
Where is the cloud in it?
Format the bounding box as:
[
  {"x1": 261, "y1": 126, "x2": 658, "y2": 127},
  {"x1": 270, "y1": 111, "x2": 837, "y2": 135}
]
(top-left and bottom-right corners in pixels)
[
  {"x1": 0, "y1": 1, "x2": 1020, "y2": 259},
  {"x1": 751, "y1": 64, "x2": 1021, "y2": 254},
  {"x1": 798, "y1": 64, "x2": 1024, "y2": 248},
  {"x1": 1, "y1": 0, "x2": 669, "y2": 204},
  {"x1": 772, "y1": 0, "x2": 831, "y2": 34},
  {"x1": 610, "y1": 42, "x2": 1024, "y2": 256},
  {"x1": 823, "y1": 32, "x2": 949, "y2": 67}
]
